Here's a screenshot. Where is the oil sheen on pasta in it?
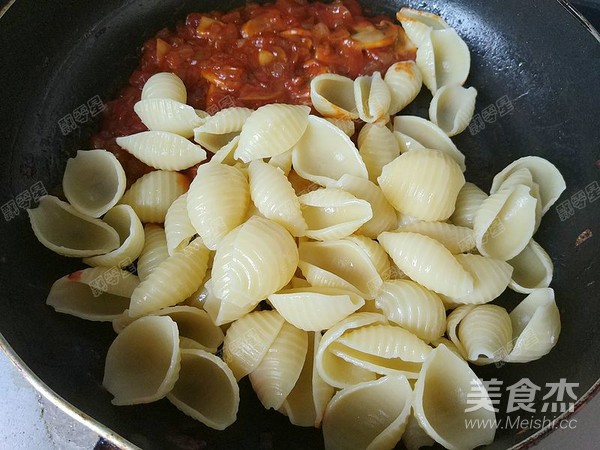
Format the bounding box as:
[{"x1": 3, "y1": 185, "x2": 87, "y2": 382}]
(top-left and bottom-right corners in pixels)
[{"x1": 91, "y1": 0, "x2": 416, "y2": 182}]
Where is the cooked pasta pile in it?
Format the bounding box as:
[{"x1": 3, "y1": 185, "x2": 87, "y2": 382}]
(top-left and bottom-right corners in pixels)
[{"x1": 28, "y1": 6, "x2": 565, "y2": 450}]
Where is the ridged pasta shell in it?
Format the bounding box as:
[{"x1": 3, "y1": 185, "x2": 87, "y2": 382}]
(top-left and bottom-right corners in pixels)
[
  {"x1": 167, "y1": 348, "x2": 239, "y2": 430},
  {"x1": 316, "y1": 312, "x2": 387, "y2": 388},
  {"x1": 235, "y1": 104, "x2": 310, "y2": 162},
  {"x1": 385, "y1": 61, "x2": 423, "y2": 115},
  {"x1": 298, "y1": 239, "x2": 382, "y2": 299},
  {"x1": 429, "y1": 84, "x2": 477, "y2": 136},
  {"x1": 120, "y1": 170, "x2": 189, "y2": 224},
  {"x1": 116, "y1": 131, "x2": 206, "y2": 170},
  {"x1": 494, "y1": 168, "x2": 543, "y2": 231},
  {"x1": 456, "y1": 304, "x2": 513, "y2": 365},
  {"x1": 187, "y1": 163, "x2": 250, "y2": 250},
  {"x1": 507, "y1": 239, "x2": 553, "y2": 293},
  {"x1": 310, "y1": 73, "x2": 358, "y2": 120},
  {"x1": 393, "y1": 116, "x2": 466, "y2": 170},
  {"x1": 442, "y1": 254, "x2": 513, "y2": 305},
  {"x1": 450, "y1": 182, "x2": 488, "y2": 228},
  {"x1": 268, "y1": 287, "x2": 365, "y2": 331},
  {"x1": 396, "y1": 8, "x2": 450, "y2": 48},
  {"x1": 378, "y1": 149, "x2": 464, "y2": 221},
  {"x1": 292, "y1": 116, "x2": 368, "y2": 187},
  {"x1": 28, "y1": 195, "x2": 120, "y2": 257},
  {"x1": 223, "y1": 310, "x2": 285, "y2": 380},
  {"x1": 211, "y1": 135, "x2": 239, "y2": 166},
  {"x1": 46, "y1": 267, "x2": 139, "y2": 321},
  {"x1": 490, "y1": 156, "x2": 566, "y2": 215},
  {"x1": 103, "y1": 315, "x2": 180, "y2": 405},
  {"x1": 141, "y1": 72, "x2": 187, "y2": 103},
  {"x1": 378, "y1": 231, "x2": 473, "y2": 298},
  {"x1": 298, "y1": 188, "x2": 373, "y2": 241},
  {"x1": 193, "y1": 107, "x2": 253, "y2": 152},
  {"x1": 473, "y1": 184, "x2": 537, "y2": 260},
  {"x1": 134, "y1": 99, "x2": 204, "y2": 138},
  {"x1": 280, "y1": 332, "x2": 334, "y2": 428},
  {"x1": 416, "y1": 28, "x2": 470, "y2": 94},
  {"x1": 164, "y1": 193, "x2": 197, "y2": 256},
  {"x1": 446, "y1": 305, "x2": 475, "y2": 358},
  {"x1": 395, "y1": 221, "x2": 474, "y2": 254},
  {"x1": 412, "y1": 345, "x2": 496, "y2": 449},
  {"x1": 323, "y1": 376, "x2": 412, "y2": 450},
  {"x1": 137, "y1": 224, "x2": 168, "y2": 281},
  {"x1": 83, "y1": 205, "x2": 144, "y2": 268},
  {"x1": 354, "y1": 71, "x2": 391, "y2": 123},
  {"x1": 505, "y1": 288, "x2": 561, "y2": 363},
  {"x1": 325, "y1": 118, "x2": 355, "y2": 137},
  {"x1": 249, "y1": 322, "x2": 308, "y2": 410},
  {"x1": 129, "y1": 239, "x2": 210, "y2": 317},
  {"x1": 375, "y1": 280, "x2": 446, "y2": 342},
  {"x1": 150, "y1": 306, "x2": 223, "y2": 353},
  {"x1": 248, "y1": 160, "x2": 307, "y2": 237},
  {"x1": 211, "y1": 216, "x2": 299, "y2": 309},
  {"x1": 357, "y1": 122, "x2": 401, "y2": 183},
  {"x1": 343, "y1": 235, "x2": 391, "y2": 279},
  {"x1": 63, "y1": 149, "x2": 126, "y2": 218},
  {"x1": 334, "y1": 324, "x2": 431, "y2": 378}
]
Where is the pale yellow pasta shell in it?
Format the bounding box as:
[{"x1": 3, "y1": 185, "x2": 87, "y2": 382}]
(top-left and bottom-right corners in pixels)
[
  {"x1": 63, "y1": 149, "x2": 127, "y2": 218},
  {"x1": 268, "y1": 148, "x2": 293, "y2": 175},
  {"x1": 46, "y1": 267, "x2": 139, "y2": 322},
  {"x1": 299, "y1": 239, "x2": 382, "y2": 300},
  {"x1": 310, "y1": 73, "x2": 358, "y2": 120},
  {"x1": 164, "y1": 193, "x2": 197, "y2": 256},
  {"x1": 202, "y1": 279, "x2": 257, "y2": 327},
  {"x1": 193, "y1": 107, "x2": 253, "y2": 152},
  {"x1": 298, "y1": 188, "x2": 372, "y2": 241},
  {"x1": 129, "y1": 239, "x2": 210, "y2": 317},
  {"x1": 375, "y1": 279, "x2": 446, "y2": 342},
  {"x1": 449, "y1": 181, "x2": 488, "y2": 228},
  {"x1": 402, "y1": 413, "x2": 435, "y2": 450},
  {"x1": 357, "y1": 122, "x2": 401, "y2": 183},
  {"x1": 141, "y1": 72, "x2": 187, "y2": 103},
  {"x1": 396, "y1": 7, "x2": 450, "y2": 47},
  {"x1": 378, "y1": 231, "x2": 473, "y2": 298},
  {"x1": 378, "y1": 149, "x2": 465, "y2": 221},
  {"x1": 323, "y1": 375, "x2": 412, "y2": 450},
  {"x1": 187, "y1": 163, "x2": 250, "y2": 250},
  {"x1": 507, "y1": 239, "x2": 553, "y2": 293},
  {"x1": 28, "y1": 195, "x2": 120, "y2": 258},
  {"x1": 292, "y1": 115, "x2": 368, "y2": 187},
  {"x1": 235, "y1": 104, "x2": 310, "y2": 162},
  {"x1": 505, "y1": 288, "x2": 561, "y2": 363},
  {"x1": 473, "y1": 184, "x2": 537, "y2": 260},
  {"x1": 354, "y1": 71, "x2": 391, "y2": 123},
  {"x1": 120, "y1": 170, "x2": 189, "y2": 224},
  {"x1": 211, "y1": 216, "x2": 299, "y2": 308},
  {"x1": 248, "y1": 160, "x2": 307, "y2": 237},
  {"x1": 249, "y1": 322, "x2": 308, "y2": 410},
  {"x1": 137, "y1": 224, "x2": 169, "y2": 281},
  {"x1": 412, "y1": 345, "x2": 496, "y2": 450},
  {"x1": 393, "y1": 115, "x2": 466, "y2": 170},
  {"x1": 268, "y1": 287, "x2": 365, "y2": 331},
  {"x1": 343, "y1": 235, "x2": 391, "y2": 279},
  {"x1": 395, "y1": 220, "x2": 474, "y2": 254},
  {"x1": 134, "y1": 99, "x2": 204, "y2": 138},
  {"x1": 116, "y1": 131, "x2": 206, "y2": 170},
  {"x1": 103, "y1": 315, "x2": 181, "y2": 405},
  {"x1": 385, "y1": 61, "x2": 423, "y2": 115},
  {"x1": 223, "y1": 309, "x2": 285, "y2": 380},
  {"x1": 325, "y1": 118, "x2": 355, "y2": 137},
  {"x1": 83, "y1": 204, "x2": 145, "y2": 268},
  {"x1": 429, "y1": 84, "x2": 477, "y2": 136},
  {"x1": 167, "y1": 348, "x2": 239, "y2": 430}
]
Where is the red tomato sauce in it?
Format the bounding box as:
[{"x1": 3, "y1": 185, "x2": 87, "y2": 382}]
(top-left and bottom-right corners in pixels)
[{"x1": 91, "y1": 0, "x2": 416, "y2": 182}]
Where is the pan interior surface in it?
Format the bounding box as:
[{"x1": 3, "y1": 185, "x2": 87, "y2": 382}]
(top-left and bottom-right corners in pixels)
[{"x1": 0, "y1": 1, "x2": 598, "y2": 449}]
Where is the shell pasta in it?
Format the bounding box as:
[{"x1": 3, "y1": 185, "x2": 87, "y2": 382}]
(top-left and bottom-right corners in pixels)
[{"x1": 26, "y1": 5, "x2": 568, "y2": 449}]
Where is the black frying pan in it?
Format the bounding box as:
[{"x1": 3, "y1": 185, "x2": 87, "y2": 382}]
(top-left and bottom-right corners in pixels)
[{"x1": 1, "y1": 1, "x2": 599, "y2": 449}]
